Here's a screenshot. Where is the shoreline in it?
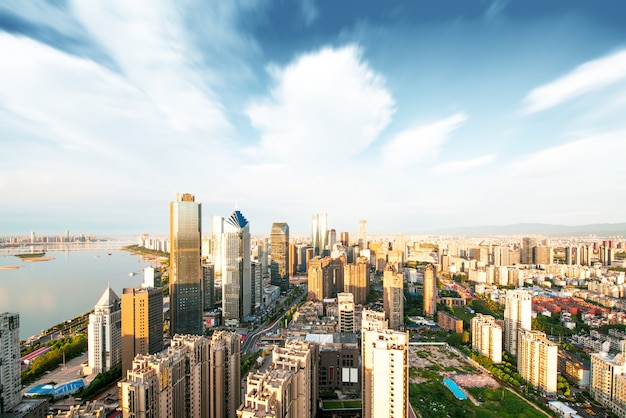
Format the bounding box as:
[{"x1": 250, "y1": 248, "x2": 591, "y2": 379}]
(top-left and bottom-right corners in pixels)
[
  {"x1": 0, "y1": 265, "x2": 20, "y2": 270},
  {"x1": 22, "y1": 257, "x2": 55, "y2": 262}
]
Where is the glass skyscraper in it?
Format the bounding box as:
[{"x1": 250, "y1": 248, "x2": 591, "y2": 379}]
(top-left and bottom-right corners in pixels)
[{"x1": 169, "y1": 193, "x2": 203, "y2": 336}]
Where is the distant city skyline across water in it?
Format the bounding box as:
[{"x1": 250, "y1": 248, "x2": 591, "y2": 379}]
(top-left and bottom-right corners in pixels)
[{"x1": 0, "y1": 242, "x2": 152, "y2": 339}]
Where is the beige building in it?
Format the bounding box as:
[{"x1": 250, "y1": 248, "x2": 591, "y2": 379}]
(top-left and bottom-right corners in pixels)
[
  {"x1": 423, "y1": 264, "x2": 437, "y2": 317},
  {"x1": 343, "y1": 256, "x2": 370, "y2": 304},
  {"x1": 88, "y1": 285, "x2": 122, "y2": 374},
  {"x1": 518, "y1": 329, "x2": 558, "y2": 395},
  {"x1": 211, "y1": 331, "x2": 241, "y2": 418},
  {"x1": 362, "y1": 309, "x2": 387, "y2": 332},
  {"x1": 590, "y1": 349, "x2": 626, "y2": 417},
  {"x1": 504, "y1": 289, "x2": 532, "y2": 356},
  {"x1": 471, "y1": 314, "x2": 502, "y2": 364},
  {"x1": 383, "y1": 265, "x2": 404, "y2": 329},
  {"x1": 237, "y1": 340, "x2": 318, "y2": 418},
  {"x1": 121, "y1": 286, "x2": 164, "y2": 374},
  {"x1": 362, "y1": 327, "x2": 408, "y2": 418},
  {"x1": 337, "y1": 292, "x2": 355, "y2": 333}
]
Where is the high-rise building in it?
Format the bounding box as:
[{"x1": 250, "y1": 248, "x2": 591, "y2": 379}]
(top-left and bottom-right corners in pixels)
[
  {"x1": 203, "y1": 264, "x2": 215, "y2": 310},
  {"x1": 270, "y1": 222, "x2": 290, "y2": 292},
  {"x1": 121, "y1": 286, "x2": 164, "y2": 374},
  {"x1": 344, "y1": 256, "x2": 370, "y2": 304},
  {"x1": 362, "y1": 327, "x2": 408, "y2": 418},
  {"x1": 423, "y1": 264, "x2": 437, "y2": 317},
  {"x1": 340, "y1": 231, "x2": 349, "y2": 246},
  {"x1": 210, "y1": 215, "x2": 224, "y2": 279},
  {"x1": 251, "y1": 261, "x2": 263, "y2": 312},
  {"x1": 383, "y1": 265, "x2": 404, "y2": 330},
  {"x1": 504, "y1": 289, "x2": 532, "y2": 356},
  {"x1": 337, "y1": 292, "x2": 355, "y2": 333},
  {"x1": 362, "y1": 309, "x2": 387, "y2": 332},
  {"x1": 358, "y1": 220, "x2": 367, "y2": 249},
  {"x1": 170, "y1": 193, "x2": 203, "y2": 336},
  {"x1": 471, "y1": 314, "x2": 502, "y2": 364},
  {"x1": 210, "y1": 331, "x2": 241, "y2": 418},
  {"x1": 119, "y1": 334, "x2": 210, "y2": 418},
  {"x1": 518, "y1": 329, "x2": 558, "y2": 395},
  {"x1": 312, "y1": 213, "x2": 328, "y2": 256},
  {"x1": 307, "y1": 256, "x2": 344, "y2": 301},
  {"x1": 88, "y1": 285, "x2": 122, "y2": 374},
  {"x1": 222, "y1": 210, "x2": 251, "y2": 326},
  {"x1": 0, "y1": 312, "x2": 20, "y2": 413},
  {"x1": 288, "y1": 242, "x2": 297, "y2": 277},
  {"x1": 590, "y1": 349, "x2": 626, "y2": 417},
  {"x1": 521, "y1": 237, "x2": 537, "y2": 264},
  {"x1": 533, "y1": 246, "x2": 553, "y2": 265},
  {"x1": 238, "y1": 340, "x2": 318, "y2": 418}
]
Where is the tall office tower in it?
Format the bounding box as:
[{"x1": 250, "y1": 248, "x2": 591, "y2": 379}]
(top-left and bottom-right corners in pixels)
[
  {"x1": 590, "y1": 349, "x2": 626, "y2": 416},
  {"x1": 0, "y1": 313, "x2": 20, "y2": 413},
  {"x1": 358, "y1": 220, "x2": 367, "y2": 249},
  {"x1": 383, "y1": 266, "x2": 404, "y2": 329},
  {"x1": 471, "y1": 314, "x2": 503, "y2": 364},
  {"x1": 362, "y1": 328, "x2": 408, "y2": 418},
  {"x1": 121, "y1": 286, "x2": 164, "y2": 374},
  {"x1": 88, "y1": 285, "x2": 122, "y2": 374},
  {"x1": 251, "y1": 261, "x2": 263, "y2": 312},
  {"x1": 288, "y1": 242, "x2": 297, "y2": 277},
  {"x1": 222, "y1": 210, "x2": 251, "y2": 326},
  {"x1": 270, "y1": 222, "x2": 290, "y2": 292},
  {"x1": 328, "y1": 229, "x2": 337, "y2": 251},
  {"x1": 423, "y1": 264, "x2": 437, "y2": 317},
  {"x1": 210, "y1": 215, "x2": 224, "y2": 279},
  {"x1": 533, "y1": 246, "x2": 553, "y2": 265},
  {"x1": 170, "y1": 335, "x2": 211, "y2": 418},
  {"x1": 238, "y1": 340, "x2": 318, "y2": 418},
  {"x1": 203, "y1": 264, "x2": 215, "y2": 310},
  {"x1": 518, "y1": 329, "x2": 558, "y2": 395},
  {"x1": 311, "y1": 213, "x2": 329, "y2": 256},
  {"x1": 337, "y1": 292, "x2": 355, "y2": 333},
  {"x1": 170, "y1": 193, "x2": 203, "y2": 336},
  {"x1": 344, "y1": 256, "x2": 370, "y2": 304},
  {"x1": 210, "y1": 331, "x2": 241, "y2": 418},
  {"x1": 340, "y1": 231, "x2": 349, "y2": 246},
  {"x1": 521, "y1": 237, "x2": 537, "y2": 264},
  {"x1": 504, "y1": 289, "x2": 532, "y2": 356}
]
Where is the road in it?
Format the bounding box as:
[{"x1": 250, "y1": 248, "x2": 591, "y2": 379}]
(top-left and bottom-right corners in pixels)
[{"x1": 241, "y1": 288, "x2": 306, "y2": 354}]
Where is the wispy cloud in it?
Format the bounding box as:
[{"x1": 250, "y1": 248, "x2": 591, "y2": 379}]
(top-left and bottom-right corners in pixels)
[
  {"x1": 432, "y1": 154, "x2": 495, "y2": 174},
  {"x1": 247, "y1": 44, "x2": 394, "y2": 164},
  {"x1": 298, "y1": 0, "x2": 319, "y2": 26},
  {"x1": 523, "y1": 49, "x2": 626, "y2": 114},
  {"x1": 381, "y1": 113, "x2": 467, "y2": 167}
]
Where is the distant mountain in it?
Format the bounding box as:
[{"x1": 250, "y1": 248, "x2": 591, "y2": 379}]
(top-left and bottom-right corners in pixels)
[{"x1": 425, "y1": 223, "x2": 626, "y2": 237}]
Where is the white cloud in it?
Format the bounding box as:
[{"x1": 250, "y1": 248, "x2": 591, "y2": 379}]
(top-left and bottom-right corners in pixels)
[
  {"x1": 247, "y1": 44, "x2": 394, "y2": 164},
  {"x1": 381, "y1": 113, "x2": 467, "y2": 167},
  {"x1": 69, "y1": 0, "x2": 231, "y2": 134},
  {"x1": 523, "y1": 49, "x2": 626, "y2": 114},
  {"x1": 432, "y1": 154, "x2": 495, "y2": 174}
]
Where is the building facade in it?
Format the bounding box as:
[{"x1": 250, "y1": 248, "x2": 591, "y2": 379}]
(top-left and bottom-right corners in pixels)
[
  {"x1": 0, "y1": 312, "x2": 20, "y2": 413},
  {"x1": 88, "y1": 285, "x2": 122, "y2": 374},
  {"x1": 383, "y1": 266, "x2": 404, "y2": 330},
  {"x1": 470, "y1": 314, "x2": 502, "y2": 364},
  {"x1": 222, "y1": 210, "x2": 251, "y2": 326},
  {"x1": 518, "y1": 329, "x2": 558, "y2": 395},
  {"x1": 210, "y1": 331, "x2": 241, "y2": 418},
  {"x1": 270, "y1": 222, "x2": 290, "y2": 292},
  {"x1": 504, "y1": 288, "x2": 532, "y2": 356},
  {"x1": 337, "y1": 293, "x2": 355, "y2": 333},
  {"x1": 170, "y1": 193, "x2": 203, "y2": 336},
  {"x1": 343, "y1": 257, "x2": 370, "y2": 305},
  {"x1": 423, "y1": 264, "x2": 437, "y2": 317},
  {"x1": 121, "y1": 286, "x2": 164, "y2": 374}
]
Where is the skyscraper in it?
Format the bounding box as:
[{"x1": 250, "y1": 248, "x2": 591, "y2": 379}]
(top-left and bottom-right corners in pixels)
[
  {"x1": 312, "y1": 213, "x2": 328, "y2": 256},
  {"x1": 121, "y1": 286, "x2": 164, "y2": 374},
  {"x1": 521, "y1": 237, "x2": 537, "y2": 264},
  {"x1": 423, "y1": 264, "x2": 437, "y2": 317},
  {"x1": 223, "y1": 210, "x2": 251, "y2": 326},
  {"x1": 270, "y1": 222, "x2": 290, "y2": 292},
  {"x1": 362, "y1": 325, "x2": 408, "y2": 418},
  {"x1": 344, "y1": 256, "x2": 370, "y2": 304},
  {"x1": 383, "y1": 265, "x2": 404, "y2": 329},
  {"x1": 88, "y1": 285, "x2": 122, "y2": 374},
  {"x1": 170, "y1": 193, "x2": 203, "y2": 336},
  {"x1": 0, "y1": 313, "x2": 20, "y2": 413},
  {"x1": 358, "y1": 220, "x2": 367, "y2": 249},
  {"x1": 210, "y1": 331, "x2": 241, "y2": 418},
  {"x1": 504, "y1": 289, "x2": 532, "y2": 356},
  {"x1": 203, "y1": 264, "x2": 215, "y2": 310}
]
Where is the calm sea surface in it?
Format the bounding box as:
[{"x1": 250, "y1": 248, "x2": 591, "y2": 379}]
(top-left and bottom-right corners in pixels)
[{"x1": 0, "y1": 242, "x2": 153, "y2": 340}]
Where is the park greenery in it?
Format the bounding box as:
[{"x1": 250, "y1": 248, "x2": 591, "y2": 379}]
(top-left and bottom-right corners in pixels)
[
  {"x1": 241, "y1": 350, "x2": 263, "y2": 376},
  {"x1": 78, "y1": 366, "x2": 122, "y2": 401},
  {"x1": 468, "y1": 351, "x2": 526, "y2": 389},
  {"x1": 21, "y1": 335, "x2": 88, "y2": 385}
]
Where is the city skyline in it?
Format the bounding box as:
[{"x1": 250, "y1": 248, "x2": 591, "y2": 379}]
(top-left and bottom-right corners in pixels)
[{"x1": 2, "y1": 2, "x2": 626, "y2": 236}]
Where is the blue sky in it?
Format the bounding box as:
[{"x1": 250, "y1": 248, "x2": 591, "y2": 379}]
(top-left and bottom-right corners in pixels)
[{"x1": 1, "y1": 1, "x2": 626, "y2": 237}]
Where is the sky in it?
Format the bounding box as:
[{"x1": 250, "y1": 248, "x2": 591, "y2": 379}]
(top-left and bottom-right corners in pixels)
[{"x1": 1, "y1": 1, "x2": 626, "y2": 237}]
